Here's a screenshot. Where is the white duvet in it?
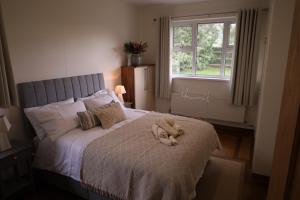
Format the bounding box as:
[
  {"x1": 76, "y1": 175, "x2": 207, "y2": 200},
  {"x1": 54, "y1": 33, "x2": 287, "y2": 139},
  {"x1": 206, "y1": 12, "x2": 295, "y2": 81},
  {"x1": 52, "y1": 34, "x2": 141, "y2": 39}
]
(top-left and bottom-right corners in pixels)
[{"x1": 33, "y1": 108, "x2": 148, "y2": 181}]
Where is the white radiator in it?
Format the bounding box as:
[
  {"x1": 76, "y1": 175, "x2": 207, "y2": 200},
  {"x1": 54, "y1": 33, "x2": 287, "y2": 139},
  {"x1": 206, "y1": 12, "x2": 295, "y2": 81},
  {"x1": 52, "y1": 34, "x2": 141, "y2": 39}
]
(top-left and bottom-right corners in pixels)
[{"x1": 171, "y1": 92, "x2": 246, "y2": 123}]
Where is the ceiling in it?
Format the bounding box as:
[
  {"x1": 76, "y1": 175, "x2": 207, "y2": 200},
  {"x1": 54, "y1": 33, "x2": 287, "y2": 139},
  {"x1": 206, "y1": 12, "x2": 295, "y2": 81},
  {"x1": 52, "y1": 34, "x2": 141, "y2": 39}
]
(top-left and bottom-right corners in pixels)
[{"x1": 126, "y1": 0, "x2": 209, "y2": 5}]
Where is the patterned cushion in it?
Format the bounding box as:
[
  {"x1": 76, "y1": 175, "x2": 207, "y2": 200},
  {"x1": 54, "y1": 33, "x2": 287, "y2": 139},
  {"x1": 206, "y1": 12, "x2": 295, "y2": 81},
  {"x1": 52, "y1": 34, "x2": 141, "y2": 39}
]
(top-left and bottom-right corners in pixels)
[
  {"x1": 94, "y1": 102, "x2": 126, "y2": 129},
  {"x1": 77, "y1": 110, "x2": 98, "y2": 130}
]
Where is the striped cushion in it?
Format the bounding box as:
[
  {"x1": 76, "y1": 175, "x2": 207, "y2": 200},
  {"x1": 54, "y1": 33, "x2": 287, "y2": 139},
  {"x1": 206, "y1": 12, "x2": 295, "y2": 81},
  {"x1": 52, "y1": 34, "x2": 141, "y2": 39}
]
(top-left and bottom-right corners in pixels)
[{"x1": 77, "y1": 110, "x2": 98, "y2": 130}]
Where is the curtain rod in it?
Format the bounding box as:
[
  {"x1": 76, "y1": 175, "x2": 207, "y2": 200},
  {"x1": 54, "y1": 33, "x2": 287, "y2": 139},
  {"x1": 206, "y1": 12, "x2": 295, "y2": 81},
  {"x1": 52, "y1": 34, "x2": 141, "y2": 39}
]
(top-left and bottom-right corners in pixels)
[
  {"x1": 153, "y1": 8, "x2": 269, "y2": 22},
  {"x1": 171, "y1": 10, "x2": 238, "y2": 20}
]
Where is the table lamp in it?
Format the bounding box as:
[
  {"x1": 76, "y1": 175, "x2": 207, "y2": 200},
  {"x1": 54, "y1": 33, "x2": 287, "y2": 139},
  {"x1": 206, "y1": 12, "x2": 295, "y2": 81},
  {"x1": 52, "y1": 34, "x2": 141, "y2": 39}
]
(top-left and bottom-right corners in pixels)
[
  {"x1": 115, "y1": 85, "x2": 126, "y2": 103},
  {"x1": 0, "y1": 115, "x2": 12, "y2": 151}
]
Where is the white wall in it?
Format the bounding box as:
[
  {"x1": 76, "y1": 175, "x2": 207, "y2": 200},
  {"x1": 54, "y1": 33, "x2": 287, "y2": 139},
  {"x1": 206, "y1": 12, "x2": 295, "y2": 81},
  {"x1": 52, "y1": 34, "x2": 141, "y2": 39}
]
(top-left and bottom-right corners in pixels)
[
  {"x1": 1, "y1": 0, "x2": 138, "y2": 90},
  {"x1": 252, "y1": 0, "x2": 295, "y2": 176},
  {"x1": 137, "y1": 0, "x2": 269, "y2": 125}
]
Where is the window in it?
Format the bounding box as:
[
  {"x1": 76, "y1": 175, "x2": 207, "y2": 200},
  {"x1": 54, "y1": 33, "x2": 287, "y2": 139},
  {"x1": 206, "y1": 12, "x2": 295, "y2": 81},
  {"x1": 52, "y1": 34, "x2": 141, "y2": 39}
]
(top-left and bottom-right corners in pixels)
[{"x1": 171, "y1": 17, "x2": 236, "y2": 79}]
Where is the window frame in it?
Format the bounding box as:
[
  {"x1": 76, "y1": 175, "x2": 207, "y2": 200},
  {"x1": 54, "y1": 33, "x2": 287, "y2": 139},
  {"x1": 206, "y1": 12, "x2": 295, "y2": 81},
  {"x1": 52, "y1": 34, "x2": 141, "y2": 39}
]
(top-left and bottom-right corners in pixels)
[{"x1": 171, "y1": 16, "x2": 237, "y2": 80}]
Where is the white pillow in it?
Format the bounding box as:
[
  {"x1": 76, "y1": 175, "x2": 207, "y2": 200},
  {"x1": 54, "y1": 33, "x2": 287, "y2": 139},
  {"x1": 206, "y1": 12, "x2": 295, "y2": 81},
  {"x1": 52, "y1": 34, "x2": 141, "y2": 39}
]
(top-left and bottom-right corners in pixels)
[
  {"x1": 34, "y1": 101, "x2": 86, "y2": 141},
  {"x1": 76, "y1": 89, "x2": 107, "y2": 102},
  {"x1": 95, "y1": 89, "x2": 124, "y2": 108},
  {"x1": 83, "y1": 94, "x2": 114, "y2": 111},
  {"x1": 24, "y1": 98, "x2": 74, "y2": 140},
  {"x1": 76, "y1": 95, "x2": 95, "y2": 102},
  {"x1": 94, "y1": 89, "x2": 109, "y2": 96}
]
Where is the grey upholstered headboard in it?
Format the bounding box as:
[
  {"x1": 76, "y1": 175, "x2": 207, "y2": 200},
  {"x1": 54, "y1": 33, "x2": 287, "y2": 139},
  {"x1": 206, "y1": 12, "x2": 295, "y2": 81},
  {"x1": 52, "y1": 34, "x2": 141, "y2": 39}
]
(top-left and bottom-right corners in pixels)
[
  {"x1": 17, "y1": 73, "x2": 105, "y2": 139},
  {"x1": 18, "y1": 73, "x2": 105, "y2": 109}
]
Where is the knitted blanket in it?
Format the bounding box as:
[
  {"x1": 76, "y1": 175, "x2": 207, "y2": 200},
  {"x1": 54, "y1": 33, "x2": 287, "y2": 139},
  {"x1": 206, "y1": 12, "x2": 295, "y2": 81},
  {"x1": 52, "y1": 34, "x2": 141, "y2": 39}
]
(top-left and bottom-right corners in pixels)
[{"x1": 81, "y1": 112, "x2": 221, "y2": 200}]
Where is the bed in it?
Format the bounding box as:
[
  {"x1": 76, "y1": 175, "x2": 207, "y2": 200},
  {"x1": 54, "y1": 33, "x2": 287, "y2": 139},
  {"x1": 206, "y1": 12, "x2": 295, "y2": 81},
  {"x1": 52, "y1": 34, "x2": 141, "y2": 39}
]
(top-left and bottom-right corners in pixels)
[{"x1": 18, "y1": 73, "x2": 221, "y2": 200}]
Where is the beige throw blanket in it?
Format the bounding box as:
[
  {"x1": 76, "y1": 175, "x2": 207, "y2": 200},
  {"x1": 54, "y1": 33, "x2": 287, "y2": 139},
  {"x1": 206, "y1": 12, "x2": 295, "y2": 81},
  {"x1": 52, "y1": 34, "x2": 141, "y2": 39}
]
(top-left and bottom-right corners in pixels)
[{"x1": 81, "y1": 112, "x2": 221, "y2": 200}]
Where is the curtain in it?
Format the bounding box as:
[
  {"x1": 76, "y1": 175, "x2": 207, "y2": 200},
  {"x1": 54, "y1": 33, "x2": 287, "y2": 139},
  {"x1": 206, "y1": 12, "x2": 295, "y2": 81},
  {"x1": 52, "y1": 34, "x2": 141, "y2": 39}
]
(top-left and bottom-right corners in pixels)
[
  {"x1": 231, "y1": 9, "x2": 262, "y2": 106},
  {"x1": 0, "y1": 10, "x2": 16, "y2": 106},
  {"x1": 156, "y1": 16, "x2": 172, "y2": 99}
]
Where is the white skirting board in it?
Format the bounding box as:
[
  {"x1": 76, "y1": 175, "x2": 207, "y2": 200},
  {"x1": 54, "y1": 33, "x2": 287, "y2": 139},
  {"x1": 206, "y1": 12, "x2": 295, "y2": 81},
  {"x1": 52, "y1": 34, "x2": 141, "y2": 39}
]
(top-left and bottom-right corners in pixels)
[{"x1": 170, "y1": 93, "x2": 246, "y2": 124}]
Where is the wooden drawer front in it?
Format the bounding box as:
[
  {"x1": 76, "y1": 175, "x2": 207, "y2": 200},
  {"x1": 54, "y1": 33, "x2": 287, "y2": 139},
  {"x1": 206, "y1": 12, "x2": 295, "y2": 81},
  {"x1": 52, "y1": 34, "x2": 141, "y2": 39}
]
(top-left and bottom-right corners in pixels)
[{"x1": 0, "y1": 149, "x2": 31, "y2": 170}]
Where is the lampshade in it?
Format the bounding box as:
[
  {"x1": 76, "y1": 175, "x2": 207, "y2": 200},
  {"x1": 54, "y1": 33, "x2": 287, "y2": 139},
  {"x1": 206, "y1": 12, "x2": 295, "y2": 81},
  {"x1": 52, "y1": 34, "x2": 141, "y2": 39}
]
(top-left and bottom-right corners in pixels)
[
  {"x1": 115, "y1": 85, "x2": 126, "y2": 95},
  {"x1": 0, "y1": 116, "x2": 11, "y2": 132}
]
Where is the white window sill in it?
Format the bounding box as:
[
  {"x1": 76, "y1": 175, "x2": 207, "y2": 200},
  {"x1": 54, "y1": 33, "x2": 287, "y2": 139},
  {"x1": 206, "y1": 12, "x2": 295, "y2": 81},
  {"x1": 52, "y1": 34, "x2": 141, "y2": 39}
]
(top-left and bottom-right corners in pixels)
[{"x1": 172, "y1": 76, "x2": 230, "y2": 82}]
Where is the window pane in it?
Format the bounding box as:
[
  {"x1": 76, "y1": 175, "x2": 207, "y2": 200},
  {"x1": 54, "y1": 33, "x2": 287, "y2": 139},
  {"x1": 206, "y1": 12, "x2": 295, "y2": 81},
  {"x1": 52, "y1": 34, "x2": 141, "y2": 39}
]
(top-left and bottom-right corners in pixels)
[
  {"x1": 173, "y1": 26, "x2": 192, "y2": 48},
  {"x1": 172, "y1": 51, "x2": 193, "y2": 75},
  {"x1": 229, "y1": 24, "x2": 236, "y2": 46},
  {"x1": 196, "y1": 23, "x2": 223, "y2": 76},
  {"x1": 225, "y1": 51, "x2": 233, "y2": 65},
  {"x1": 225, "y1": 51, "x2": 234, "y2": 77}
]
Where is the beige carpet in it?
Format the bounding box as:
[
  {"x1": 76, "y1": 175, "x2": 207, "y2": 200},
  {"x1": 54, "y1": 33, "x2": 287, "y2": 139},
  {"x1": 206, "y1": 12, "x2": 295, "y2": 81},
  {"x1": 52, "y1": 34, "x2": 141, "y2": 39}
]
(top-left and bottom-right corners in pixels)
[{"x1": 195, "y1": 157, "x2": 245, "y2": 200}]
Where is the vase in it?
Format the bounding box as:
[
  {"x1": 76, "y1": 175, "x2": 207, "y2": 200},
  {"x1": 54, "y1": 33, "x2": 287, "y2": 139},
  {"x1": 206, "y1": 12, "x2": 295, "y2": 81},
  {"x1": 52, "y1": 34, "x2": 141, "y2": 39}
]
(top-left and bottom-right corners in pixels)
[
  {"x1": 127, "y1": 54, "x2": 132, "y2": 66},
  {"x1": 131, "y1": 54, "x2": 142, "y2": 66}
]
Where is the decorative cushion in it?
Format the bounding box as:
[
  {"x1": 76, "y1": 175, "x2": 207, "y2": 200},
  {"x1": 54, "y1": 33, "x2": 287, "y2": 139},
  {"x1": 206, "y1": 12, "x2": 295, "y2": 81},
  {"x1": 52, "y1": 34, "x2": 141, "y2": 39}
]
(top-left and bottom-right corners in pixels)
[
  {"x1": 77, "y1": 111, "x2": 98, "y2": 130},
  {"x1": 94, "y1": 102, "x2": 126, "y2": 129}
]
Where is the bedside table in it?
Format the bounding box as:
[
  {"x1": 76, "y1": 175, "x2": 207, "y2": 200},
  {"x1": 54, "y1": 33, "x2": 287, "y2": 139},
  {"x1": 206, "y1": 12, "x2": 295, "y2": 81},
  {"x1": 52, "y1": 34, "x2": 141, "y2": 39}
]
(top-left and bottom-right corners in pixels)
[
  {"x1": 124, "y1": 102, "x2": 133, "y2": 108},
  {"x1": 0, "y1": 141, "x2": 34, "y2": 200}
]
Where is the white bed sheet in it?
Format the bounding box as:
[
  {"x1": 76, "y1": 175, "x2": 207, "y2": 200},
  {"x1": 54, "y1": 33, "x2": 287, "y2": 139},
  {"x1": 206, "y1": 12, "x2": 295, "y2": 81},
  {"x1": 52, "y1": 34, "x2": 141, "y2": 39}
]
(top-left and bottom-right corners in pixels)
[{"x1": 33, "y1": 108, "x2": 148, "y2": 181}]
